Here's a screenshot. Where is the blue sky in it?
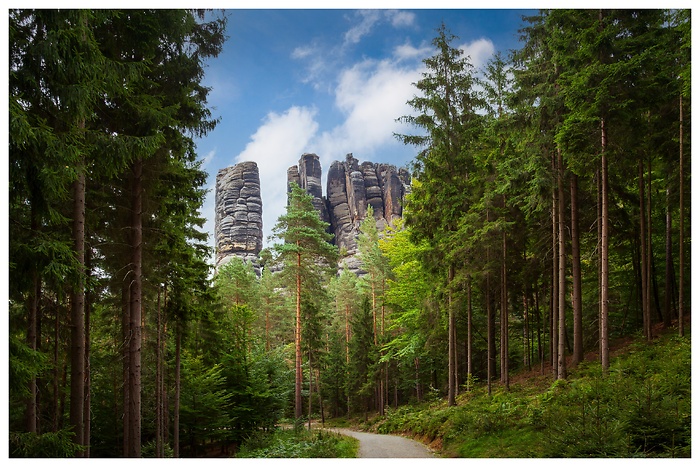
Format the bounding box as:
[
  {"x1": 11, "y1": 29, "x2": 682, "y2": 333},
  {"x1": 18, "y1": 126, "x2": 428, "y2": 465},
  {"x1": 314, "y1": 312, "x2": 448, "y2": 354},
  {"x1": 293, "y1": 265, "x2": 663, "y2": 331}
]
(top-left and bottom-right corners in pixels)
[{"x1": 194, "y1": 7, "x2": 535, "y2": 258}]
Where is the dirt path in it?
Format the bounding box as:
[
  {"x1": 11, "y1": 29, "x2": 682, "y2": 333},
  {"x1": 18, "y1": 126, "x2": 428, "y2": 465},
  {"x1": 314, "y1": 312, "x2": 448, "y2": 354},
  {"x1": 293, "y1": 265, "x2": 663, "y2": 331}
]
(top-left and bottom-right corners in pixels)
[{"x1": 327, "y1": 428, "x2": 435, "y2": 458}]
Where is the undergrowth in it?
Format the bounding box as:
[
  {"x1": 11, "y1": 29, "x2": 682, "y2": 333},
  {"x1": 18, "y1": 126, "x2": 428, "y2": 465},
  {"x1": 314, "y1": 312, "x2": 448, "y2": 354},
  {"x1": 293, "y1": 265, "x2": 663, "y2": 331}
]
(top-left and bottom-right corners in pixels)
[
  {"x1": 361, "y1": 331, "x2": 691, "y2": 458},
  {"x1": 236, "y1": 426, "x2": 358, "y2": 458}
]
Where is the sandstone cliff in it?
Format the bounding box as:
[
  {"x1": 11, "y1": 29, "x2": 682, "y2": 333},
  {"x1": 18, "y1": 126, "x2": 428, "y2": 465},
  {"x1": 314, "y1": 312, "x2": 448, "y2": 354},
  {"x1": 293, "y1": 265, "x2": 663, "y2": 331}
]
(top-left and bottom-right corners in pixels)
[
  {"x1": 290, "y1": 153, "x2": 410, "y2": 274},
  {"x1": 215, "y1": 154, "x2": 409, "y2": 276},
  {"x1": 215, "y1": 161, "x2": 263, "y2": 272}
]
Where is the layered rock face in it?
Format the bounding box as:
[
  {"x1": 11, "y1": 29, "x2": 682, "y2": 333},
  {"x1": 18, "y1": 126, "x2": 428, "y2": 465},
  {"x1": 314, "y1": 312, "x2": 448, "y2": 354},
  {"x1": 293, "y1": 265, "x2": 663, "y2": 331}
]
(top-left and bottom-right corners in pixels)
[
  {"x1": 287, "y1": 153, "x2": 330, "y2": 224},
  {"x1": 292, "y1": 153, "x2": 410, "y2": 273},
  {"x1": 215, "y1": 161, "x2": 263, "y2": 272}
]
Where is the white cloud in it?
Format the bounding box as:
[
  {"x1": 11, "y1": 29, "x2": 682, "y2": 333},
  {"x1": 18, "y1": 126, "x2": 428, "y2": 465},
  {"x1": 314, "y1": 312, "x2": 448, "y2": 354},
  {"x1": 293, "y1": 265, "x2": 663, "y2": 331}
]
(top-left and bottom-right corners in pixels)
[
  {"x1": 459, "y1": 38, "x2": 496, "y2": 70},
  {"x1": 343, "y1": 9, "x2": 414, "y2": 47},
  {"x1": 343, "y1": 10, "x2": 382, "y2": 46},
  {"x1": 232, "y1": 106, "x2": 319, "y2": 244},
  {"x1": 291, "y1": 45, "x2": 314, "y2": 59},
  {"x1": 385, "y1": 10, "x2": 415, "y2": 28},
  {"x1": 324, "y1": 57, "x2": 423, "y2": 154},
  {"x1": 393, "y1": 40, "x2": 432, "y2": 62}
]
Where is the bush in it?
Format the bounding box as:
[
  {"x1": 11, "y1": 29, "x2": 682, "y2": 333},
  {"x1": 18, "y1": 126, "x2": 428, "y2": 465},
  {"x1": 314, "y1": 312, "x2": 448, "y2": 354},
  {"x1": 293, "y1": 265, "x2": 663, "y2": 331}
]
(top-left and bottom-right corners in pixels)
[
  {"x1": 236, "y1": 428, "x2": 358, "y2": 458},
  {"x1": 9, "y1": 430, "x2": 83, "y2": 458}
]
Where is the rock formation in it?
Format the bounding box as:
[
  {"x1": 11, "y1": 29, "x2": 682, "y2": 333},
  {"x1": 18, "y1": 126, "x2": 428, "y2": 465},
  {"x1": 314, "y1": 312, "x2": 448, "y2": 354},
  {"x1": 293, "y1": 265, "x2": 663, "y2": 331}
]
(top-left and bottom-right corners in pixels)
[
  {"x1": 288, "y1": 153, "x2": 330, "y2": 224},
  {"x1": 214, "y1": 154, "x2": 410, "y2": 277},
  {"x1": 291, "y1": 153, "x2": 410, "y2": 274},
  {"x1": 215, "y1": 161, "x2": 263, "y2": 272}
]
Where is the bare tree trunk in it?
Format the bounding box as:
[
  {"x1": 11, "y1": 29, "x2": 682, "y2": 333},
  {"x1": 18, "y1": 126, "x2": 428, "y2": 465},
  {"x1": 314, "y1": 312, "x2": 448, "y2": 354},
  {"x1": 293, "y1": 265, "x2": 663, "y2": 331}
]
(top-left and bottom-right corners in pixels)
[
  {"x1": 535, "y1": 288, "x2": 543, "y2": 374},
  {"x1": 678, "y1": 93, "x2": 685, "y2": 337},
  {"x1": 570, "y1": 174, "x2": 583, "y2": 366},
  {"x1": 600, "y1": 115, "x2": 610, "y2": 373},
  {"x1": 639, "y1": 161, "x2": 651, "y2": 341},
  {"x1": 26, "y1": 213, "x2": 39, "y2": 433},
  {"x1": 53, "y1": 306, "x2": 60, "y2": 432},
  {"x1": 500, "y1": 230, "x2": 509, "y2": 389},
  {"x1": 83, "y1": 245, "x2": 92, "y2": 457},
  {"x1": 345, "y1": 303, "x2": 350, "y2": 416},
  {"x1": 122, "y1": 281, "x2": 130, "y2": 456},
  {"x1": 466, "y1": 276, "x2": 473, "y2": 389},
  {"x1": 486, "y1": 266, "x2": 494, "y2": 396},
  {"x1": 447, "y1": 264, "x2": 456, "y2": 406},
  {"x1": 295, "y1": 249, "x2": 303, "y2": 419},
  {"x1": 70, "y1": 166, "x2": 86, "y2": 454},
  {"x1": 664, "y1": 188, "x2": 674, "y2": 327},
  {"x1": 70, "y1": 18, "x2": 88, "y2": 453},
  {"x1": 156, "y1": 286, "x2": 163, "y2": 458},
  {"x1": 128, "y1": 158, "x2": 143, "y2": 457},
  {"x1": 523, "y1": 291, "x2": 530, "y2": 371},
  {"x1": 174, "y1": 325, "x2": 181, "y2": 458},
  {"x1": 551, "y1": 175, "x2": 559, "y2": 379},
  {"x1": 308, "y1": 350, "x2": 313, "y2": 430},
  {"x1": 557, "y1": 149, "x2": 567, "y2": 380}
]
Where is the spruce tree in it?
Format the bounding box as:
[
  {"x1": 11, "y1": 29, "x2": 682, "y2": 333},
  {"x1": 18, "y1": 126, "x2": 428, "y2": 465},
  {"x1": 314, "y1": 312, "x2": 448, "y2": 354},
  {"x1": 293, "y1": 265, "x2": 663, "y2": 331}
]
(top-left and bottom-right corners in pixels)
[{"x1": 396, "y1": 23, "x2": 486, "y2": 405}]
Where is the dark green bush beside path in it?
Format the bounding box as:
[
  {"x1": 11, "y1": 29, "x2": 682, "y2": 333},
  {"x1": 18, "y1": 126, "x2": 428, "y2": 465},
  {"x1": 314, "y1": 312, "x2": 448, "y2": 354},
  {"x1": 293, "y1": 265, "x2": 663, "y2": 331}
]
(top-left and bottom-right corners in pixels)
[{"x1": 236, "y1": 428, "x2": 358, "y2": 458}]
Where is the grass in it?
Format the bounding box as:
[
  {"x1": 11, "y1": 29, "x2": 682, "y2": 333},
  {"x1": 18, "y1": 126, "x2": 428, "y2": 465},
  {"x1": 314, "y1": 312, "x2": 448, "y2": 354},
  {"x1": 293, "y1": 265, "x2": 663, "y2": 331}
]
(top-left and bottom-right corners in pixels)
[{"x1": 236, "y1": 426, "x2": 359, "y2": 458}]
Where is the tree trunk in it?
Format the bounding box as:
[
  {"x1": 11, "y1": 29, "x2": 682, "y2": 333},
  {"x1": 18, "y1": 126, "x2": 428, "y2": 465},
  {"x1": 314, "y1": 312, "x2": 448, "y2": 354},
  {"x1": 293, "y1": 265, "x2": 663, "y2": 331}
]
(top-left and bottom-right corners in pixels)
[
  {"x1": 486, "y1": 268, "x2": 494, "y2": 396},
  {"x1": 447, "y1": 264, "x2": 456, "y2": 406},
  {"x1": 70, "y1": 166, "x2": 86, "y2": 454},
  {"x1": 557, "y1": 149, "x2": 567, "y2": 380},
  {"x1": 523, "y1": 291, "x2": 531, "y2": 371},
  {"x1": 83, "y1": 245, "x2": 92, "y2": 457},
  {"x1": 500, "y1": 230, "x2": 509, "y2": 389},
  {"x1": 570, "y1": 174, "x2": 583, "y2": 366},
  {"x1": 600, "y1": 115, "x2": 610, "y2": 373},
  {"x1": 551, "y1": 174, "x2": 559, "y2": 379},
  {"x1": 308, "y1": 350, "x2": 313, "y2": 430},
  {"x1": 156, "y1": 286, "x2": 163, "y2": 458},
  {"x1": 466, "y1": 276, "x2": 473, "y2": 389},
  {"x1": 121, "y1": 280, "x2": 130, "y2": 456},
  {"x1": 25, "y1": 212, "x2": 40, "y2": 433},
  {"x1": 678, "y1": 93, "x2": 685, "y2": 337},
  {"x1": 664, "y1": 188, "x2": 674, "y2": 327},
  {"x1": 295, "y1": 249, "x2": 303, "y2": 419},
  {"x1": 639, "y1": 161, "x2": 651, "y2": 341},
  {"x1": 174, "y1": 324, "x2": 181, "y2": 458},
  {"x1": 128, "y1": 158, "x2": 143, "y2": 457}
]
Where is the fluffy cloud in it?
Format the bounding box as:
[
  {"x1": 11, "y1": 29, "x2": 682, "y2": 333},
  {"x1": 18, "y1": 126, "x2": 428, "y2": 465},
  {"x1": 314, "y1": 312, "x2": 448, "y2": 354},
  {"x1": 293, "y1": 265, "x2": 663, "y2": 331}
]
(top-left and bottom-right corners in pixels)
[
  {"x1": 317, "y1": 57, "x2": 423, "y2": 157},
  {"x1": 233, "y1": 106, "x2": 319, "y2": 244},
  {"x1": 459, "y1": 38, "x2": 496, "y2": 70}
]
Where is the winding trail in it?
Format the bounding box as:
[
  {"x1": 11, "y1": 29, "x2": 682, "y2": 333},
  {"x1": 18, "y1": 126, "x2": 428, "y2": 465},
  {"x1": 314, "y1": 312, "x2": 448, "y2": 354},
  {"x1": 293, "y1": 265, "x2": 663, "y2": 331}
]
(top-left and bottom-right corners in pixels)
[{"x1": 327, "y1": 428, "x2": 435, "y2": 458}]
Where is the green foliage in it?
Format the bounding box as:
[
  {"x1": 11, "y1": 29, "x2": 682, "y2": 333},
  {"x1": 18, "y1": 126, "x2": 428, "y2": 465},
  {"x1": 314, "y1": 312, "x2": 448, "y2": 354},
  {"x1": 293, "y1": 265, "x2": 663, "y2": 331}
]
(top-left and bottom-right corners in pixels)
[
  {"x1": 141, "y1": 440, "x2": 174, "y2": 458},
  {"x1": 178, "y1": 354, "x2": 233, "y2": 454},
  {"x1": 236, "y1": 429, "x2": 358, "y2": 458},
  {"x1": 9, "y1": 430, "x2": 84, "y2": 458},
  {"x1": 369, "y1": 332, "x2": 690, "y2": 458}
]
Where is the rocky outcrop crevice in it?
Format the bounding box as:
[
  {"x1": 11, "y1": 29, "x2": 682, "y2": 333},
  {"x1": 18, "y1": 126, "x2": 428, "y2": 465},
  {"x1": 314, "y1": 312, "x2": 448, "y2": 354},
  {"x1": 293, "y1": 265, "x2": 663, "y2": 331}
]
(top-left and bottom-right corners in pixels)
[{"x1": 215, "y1": 161, "x2": 263, "y2": 273}]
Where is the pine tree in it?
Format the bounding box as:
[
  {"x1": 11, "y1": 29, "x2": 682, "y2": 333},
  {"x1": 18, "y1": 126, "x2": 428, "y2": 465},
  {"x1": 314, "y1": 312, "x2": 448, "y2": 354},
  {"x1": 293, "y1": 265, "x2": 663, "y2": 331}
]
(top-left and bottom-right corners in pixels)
[{"x1": 271, "y1": 182, "x2": 338, "y2": 421}]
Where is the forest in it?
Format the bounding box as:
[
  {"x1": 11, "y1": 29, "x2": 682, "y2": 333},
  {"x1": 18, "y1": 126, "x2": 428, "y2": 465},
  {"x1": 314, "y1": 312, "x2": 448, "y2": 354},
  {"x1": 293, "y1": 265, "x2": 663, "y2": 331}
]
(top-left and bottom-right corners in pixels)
[{"x1": 7, "y1": 9, "x2": 691, "y2": 458}]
